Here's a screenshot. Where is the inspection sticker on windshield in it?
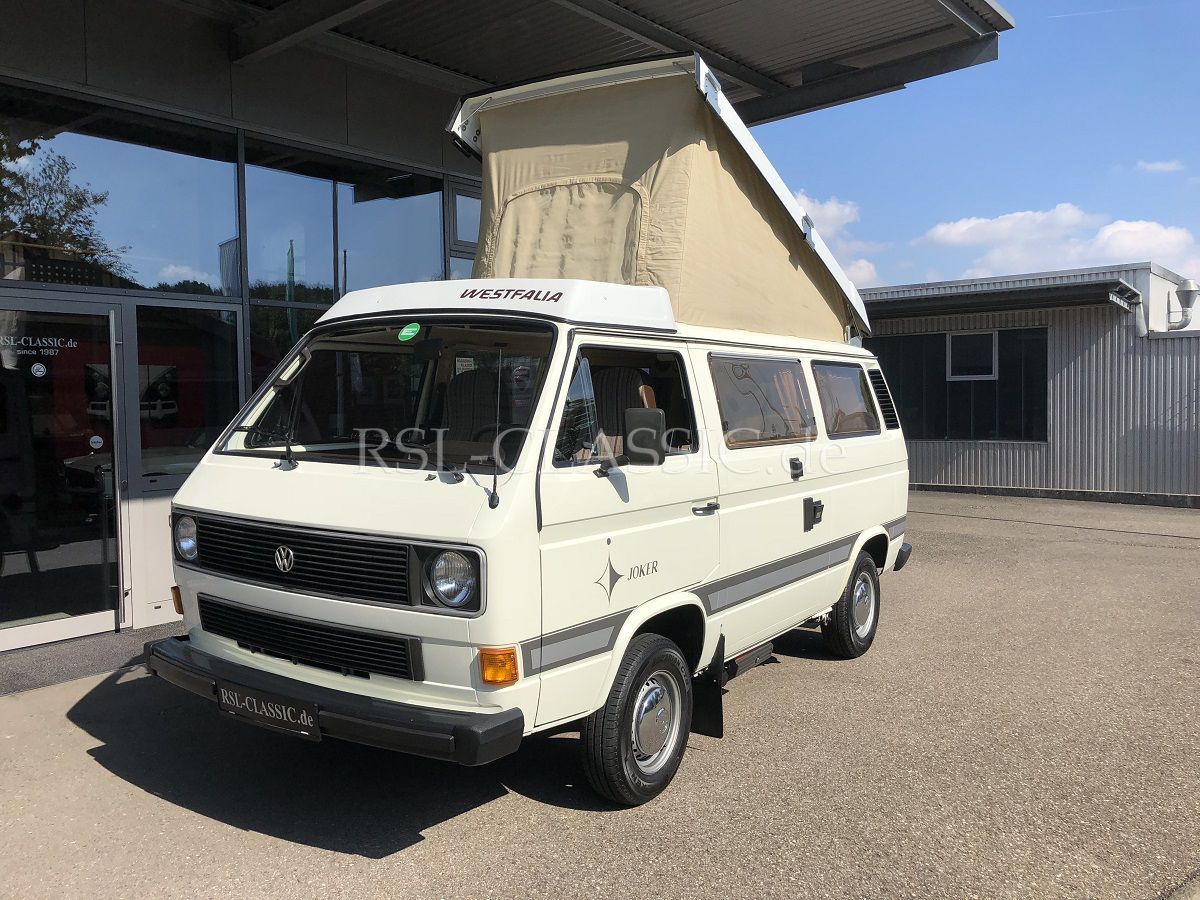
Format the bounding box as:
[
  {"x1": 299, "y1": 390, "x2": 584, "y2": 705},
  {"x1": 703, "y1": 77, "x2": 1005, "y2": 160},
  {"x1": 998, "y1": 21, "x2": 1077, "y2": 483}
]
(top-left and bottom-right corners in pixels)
[{"x1": 397, "y1": 323, "x2": 420, "y2": 341}]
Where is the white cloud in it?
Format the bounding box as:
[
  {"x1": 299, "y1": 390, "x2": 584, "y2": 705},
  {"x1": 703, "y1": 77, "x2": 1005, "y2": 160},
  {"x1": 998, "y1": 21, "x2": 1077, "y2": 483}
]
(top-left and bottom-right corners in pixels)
[
  {"x1": 922, "y1": 204, "x2": 1200, "y2": 279},
  {"x1": 795, "y1": 189, "x2": 887, "y2": 285},
  {"x1": 843, "y1": 258, "x2": 879, "y2": 287},
  {"x1": 1136, "y1": 160, "x2": 1185, "y2": 174},
  {"x1": 794, "y1": 190, "x2": 860, "y2": 240},
  {"x1": 923, "y1": 203, "x2": 1105, "y2": 247},
  {"x1": 157, "y1": 263, "x2": 214, "y2": 285}
]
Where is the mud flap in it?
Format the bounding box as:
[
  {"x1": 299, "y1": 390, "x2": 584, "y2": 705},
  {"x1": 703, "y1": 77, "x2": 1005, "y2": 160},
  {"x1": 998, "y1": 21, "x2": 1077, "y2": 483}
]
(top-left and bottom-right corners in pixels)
[{"x1": 690, "y1": 634, "x2": 726, "y2": 738}]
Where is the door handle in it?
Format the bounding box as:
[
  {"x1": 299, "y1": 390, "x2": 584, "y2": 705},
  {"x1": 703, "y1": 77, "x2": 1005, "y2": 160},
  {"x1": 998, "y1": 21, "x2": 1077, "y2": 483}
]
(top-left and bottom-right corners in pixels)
[
  {"x1": 789, "y1": 457, "x2": 804, "y2": 479},
  {"x1": 803, "y1": 497, "x2": 824, "y2": 532},
  {"x1": 692, "y1": 501, "x2": 720, "y2": 516}
]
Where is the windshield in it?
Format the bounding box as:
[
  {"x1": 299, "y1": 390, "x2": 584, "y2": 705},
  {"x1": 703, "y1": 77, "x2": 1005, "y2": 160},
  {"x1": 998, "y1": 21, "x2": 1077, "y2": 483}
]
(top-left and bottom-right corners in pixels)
[{"x1": 221, "y1": 318, "x2": 555, "y2": 470}]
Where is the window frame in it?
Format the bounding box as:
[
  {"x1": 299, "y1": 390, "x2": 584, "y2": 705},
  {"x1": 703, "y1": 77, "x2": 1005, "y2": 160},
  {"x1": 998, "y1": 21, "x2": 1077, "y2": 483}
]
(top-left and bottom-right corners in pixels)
[
  {"x1": 946, "y1": 330, "x2": 999, "y2": 382},
  {"x1": 551, "y1": 343, "x2": 700, "y2": 469},
  {"x1": 446, "y1": 179, "x2": 482, "y2": 262},
  {"x1": 810, "y1": 359, "x2": 883, "y2": 440},
  {"x1": 864, "y1": 327, "x2": 1050, "y2": 444},
  {"x1": 707, "y1": 352, "x2": 820, "y2": 450}
]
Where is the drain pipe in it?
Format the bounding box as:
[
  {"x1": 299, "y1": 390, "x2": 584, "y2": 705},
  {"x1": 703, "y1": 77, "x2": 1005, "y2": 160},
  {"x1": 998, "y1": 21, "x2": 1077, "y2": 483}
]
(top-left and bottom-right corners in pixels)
[{"x1": 1167, "y1": 278, "x2": 1198, "y2": 331}]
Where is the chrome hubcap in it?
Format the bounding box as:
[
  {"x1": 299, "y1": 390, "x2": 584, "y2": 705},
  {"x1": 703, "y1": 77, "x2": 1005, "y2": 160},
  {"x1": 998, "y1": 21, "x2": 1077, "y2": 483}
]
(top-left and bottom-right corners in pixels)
[
  {"x1": 852, "y1": 572, "x2": 876, "y2": 638},
  {"x1": 631, "y1": 668, "x2": 681, "y2": 775}
]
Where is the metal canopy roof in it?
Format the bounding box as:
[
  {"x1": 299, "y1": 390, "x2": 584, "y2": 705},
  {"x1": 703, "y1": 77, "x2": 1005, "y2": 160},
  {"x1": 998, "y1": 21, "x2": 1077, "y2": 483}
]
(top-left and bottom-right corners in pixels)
[
  {"x1": 860, "y1": 265, "x2": 1156, "y2": 318},
  {"x1": 223, "y1": 0, "x2": 1013, "y2": 122}
]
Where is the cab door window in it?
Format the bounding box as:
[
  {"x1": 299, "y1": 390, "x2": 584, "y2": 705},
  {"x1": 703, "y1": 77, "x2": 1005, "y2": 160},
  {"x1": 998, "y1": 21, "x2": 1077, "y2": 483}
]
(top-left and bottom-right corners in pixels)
[{"x1": 553, "y1": 347, "x2": 697, "y2": 466}]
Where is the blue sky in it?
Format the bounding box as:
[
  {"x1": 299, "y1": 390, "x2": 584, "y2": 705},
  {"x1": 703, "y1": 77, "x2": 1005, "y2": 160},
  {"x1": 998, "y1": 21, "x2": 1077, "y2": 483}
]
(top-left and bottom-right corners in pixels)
[{"x1": 755, "y1": 0, "x2": 1200, "y2": 287}]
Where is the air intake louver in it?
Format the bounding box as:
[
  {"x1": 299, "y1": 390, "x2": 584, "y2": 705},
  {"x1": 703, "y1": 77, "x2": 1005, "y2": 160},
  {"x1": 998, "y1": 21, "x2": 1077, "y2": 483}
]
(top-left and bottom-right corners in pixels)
[
  {"x1": 867, "y1": 369, "x2": 901, "y2": 430},
  {"x1": 193, "y1": 516, "x2": 410, "y2": 606},
  {"x1": 199, "y1": 595, "x2": 423, "y2": 681}
]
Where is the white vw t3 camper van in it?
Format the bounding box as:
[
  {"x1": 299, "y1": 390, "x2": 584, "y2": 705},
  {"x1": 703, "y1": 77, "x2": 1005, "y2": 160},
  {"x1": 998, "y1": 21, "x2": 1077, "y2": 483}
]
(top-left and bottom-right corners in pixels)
[{"x1": 145, "y1": 55, "x2": 911, "y2": 805}]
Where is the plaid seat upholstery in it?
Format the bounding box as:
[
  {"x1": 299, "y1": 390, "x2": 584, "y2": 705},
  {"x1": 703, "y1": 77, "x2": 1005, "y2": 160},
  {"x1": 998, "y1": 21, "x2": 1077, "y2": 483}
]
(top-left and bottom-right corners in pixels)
[
  {"x1": 444, "y1": 368, "x2": 499, "y2": 441},
  {"x1": 591, "y1": 366, "x2": 655, "y2": 457}
]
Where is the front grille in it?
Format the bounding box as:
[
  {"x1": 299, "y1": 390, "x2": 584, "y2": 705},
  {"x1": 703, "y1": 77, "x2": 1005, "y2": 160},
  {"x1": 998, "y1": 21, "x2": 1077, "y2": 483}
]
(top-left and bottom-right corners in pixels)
[
  {"x1": 867, "y1": 369, "x2": 901, "y2": 430},
  {"x1": 198, "y1": 595, "x2": 422, "y2": 681},
  {"x1": 192, "y1": 516, "x2": 409, "y2": 606}
]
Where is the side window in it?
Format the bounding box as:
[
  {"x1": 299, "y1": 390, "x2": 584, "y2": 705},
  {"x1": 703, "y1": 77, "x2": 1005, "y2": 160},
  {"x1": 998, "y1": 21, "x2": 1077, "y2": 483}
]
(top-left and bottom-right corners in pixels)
[
  {"x1": 709, "y1": 356, "x2": 817, "y2": 448},
  {"x1": 552, "y1": 347, "x2": 697, "y2": 466},
  {"x1": 812, "y1": 361, "x2": 880, "y2": 437}
]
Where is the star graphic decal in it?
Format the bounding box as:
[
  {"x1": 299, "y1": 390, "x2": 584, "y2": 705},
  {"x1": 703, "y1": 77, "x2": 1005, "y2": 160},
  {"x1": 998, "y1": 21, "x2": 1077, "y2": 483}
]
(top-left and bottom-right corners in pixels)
[{"x1": 594, "y1": 554, "x2": 624, "y2": 602}]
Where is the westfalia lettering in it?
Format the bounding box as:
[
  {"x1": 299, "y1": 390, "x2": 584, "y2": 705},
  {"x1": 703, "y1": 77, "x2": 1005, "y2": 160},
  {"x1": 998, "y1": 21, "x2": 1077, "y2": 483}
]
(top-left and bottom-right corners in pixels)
[{"x1": 459, "y1": 288, "x2": 563, "y2": 303}]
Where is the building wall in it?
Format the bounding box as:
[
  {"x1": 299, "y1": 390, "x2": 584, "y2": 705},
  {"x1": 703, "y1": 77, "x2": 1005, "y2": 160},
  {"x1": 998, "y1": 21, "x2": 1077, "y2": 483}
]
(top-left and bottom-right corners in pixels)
[
  {"x1": 0, "y1": 0, "x2": 481, "y2": 179},
  {"x1": 871, "y1": 301, "x2": 1200, "y2": 498}
]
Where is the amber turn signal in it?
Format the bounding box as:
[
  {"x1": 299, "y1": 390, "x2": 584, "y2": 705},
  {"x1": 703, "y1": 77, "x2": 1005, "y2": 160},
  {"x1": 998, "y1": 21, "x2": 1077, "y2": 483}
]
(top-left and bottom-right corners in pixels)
[
  {"x1": 170, "y1": 585, "x2": 183, "y2": 616},
  {"x1": 479, "y1": 646, "x2": 519, "y2": 686}
]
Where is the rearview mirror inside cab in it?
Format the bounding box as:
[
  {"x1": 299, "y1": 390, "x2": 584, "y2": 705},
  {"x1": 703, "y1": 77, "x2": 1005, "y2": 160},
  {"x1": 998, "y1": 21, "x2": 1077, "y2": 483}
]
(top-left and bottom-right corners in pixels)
[{"x1": 624, "y1": 407, "x2": 667, "y2": 466}]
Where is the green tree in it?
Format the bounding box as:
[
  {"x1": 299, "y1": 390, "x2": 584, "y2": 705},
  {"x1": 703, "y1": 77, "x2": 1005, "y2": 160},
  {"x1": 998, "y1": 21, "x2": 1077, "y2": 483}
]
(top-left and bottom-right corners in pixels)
[
  {"x1": 7, "y1": 150, "x2": 132, "y2": 279},
  {"x1": 1, "y1": 131, "x2": 132, "y2": 282}
]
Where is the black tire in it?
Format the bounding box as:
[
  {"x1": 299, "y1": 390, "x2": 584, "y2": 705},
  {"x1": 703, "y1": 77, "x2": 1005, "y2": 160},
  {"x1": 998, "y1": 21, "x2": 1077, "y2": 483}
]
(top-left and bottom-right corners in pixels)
[
  {"x1": 822, "y1": 551, "x2": 881, "y2": 659},
  {"x1": 580, "y1": 633, "x2": 693, "y2": 806}
]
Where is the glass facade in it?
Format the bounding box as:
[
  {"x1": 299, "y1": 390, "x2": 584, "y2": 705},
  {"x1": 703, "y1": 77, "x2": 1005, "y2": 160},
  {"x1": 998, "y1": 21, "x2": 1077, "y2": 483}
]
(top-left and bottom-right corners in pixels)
[
  {"x1": 0, "y1": 308, "x2": 119, "y2": 632},
  {"x1": 1, "y1": 88, "x2": 238, "y2": 295},
  {"x1": 135, "y1": 307, "x2": 240, "y2": 477},
  {"x1": 246, "y1": 165, "x2": 336, "y2": 304},
  {"x1": 338, "y1": 184, "x2": 443, "y2": 292},
  {"x1": 0, "y1": 78, "x2": 479, "y2": 646}
]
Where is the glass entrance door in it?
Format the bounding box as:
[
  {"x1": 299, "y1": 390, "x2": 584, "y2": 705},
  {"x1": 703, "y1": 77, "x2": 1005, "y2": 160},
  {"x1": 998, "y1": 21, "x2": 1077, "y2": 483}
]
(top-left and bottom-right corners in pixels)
[{"x1": 0, "y1": 301, "x2": 125, "y2": 651}]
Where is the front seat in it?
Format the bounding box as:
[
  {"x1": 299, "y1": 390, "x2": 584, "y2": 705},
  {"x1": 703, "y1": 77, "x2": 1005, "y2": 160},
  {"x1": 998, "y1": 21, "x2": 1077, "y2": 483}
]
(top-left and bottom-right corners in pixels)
[
  {"x1": 590, "y1": 366, "x2": 656, "y2": 458},
  {"x1": 443, "y1": 368, "x2": 499, "y2": 442}
]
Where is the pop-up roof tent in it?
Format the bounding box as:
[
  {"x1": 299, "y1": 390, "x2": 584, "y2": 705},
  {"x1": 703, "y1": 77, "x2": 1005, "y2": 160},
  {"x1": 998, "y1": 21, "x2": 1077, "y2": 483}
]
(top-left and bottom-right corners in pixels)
[{"x1": 448, "y1": 54, "x2": 870, "y2": 342}]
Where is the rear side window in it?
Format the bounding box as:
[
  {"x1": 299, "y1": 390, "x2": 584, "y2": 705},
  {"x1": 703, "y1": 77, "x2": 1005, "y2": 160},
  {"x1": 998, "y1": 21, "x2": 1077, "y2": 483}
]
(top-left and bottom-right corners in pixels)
[
  {"x1": 709, "y1": 356, "x2": 817, "y2": 448},
  {"x1": 812, "y1": 362, "x2": 880, "y2": 437}
]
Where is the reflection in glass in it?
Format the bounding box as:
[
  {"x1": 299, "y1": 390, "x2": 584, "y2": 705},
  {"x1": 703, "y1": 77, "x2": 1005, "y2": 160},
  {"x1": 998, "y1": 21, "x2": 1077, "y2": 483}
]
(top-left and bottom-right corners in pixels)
[
  {"x1": 246, "y1": 165, "x2": 335, "y2": 304},
  {"x1": 1, "y1": 84, "x2": 237, "y2": 295},
  {"x1": 0, "y1": 309, "x2": 118, "y2": 630},
  {"x1": 250, "y1": 305, "x2": 323, "y2": 388},
  {"x1": 455, "y1": 193, "x2": 481, "y2": 245},
  {"x1": 710, "y1": 358, "x2": 817, "y2": 447},
  {"x1": 449, "y1": 256, "x2": 474, "y2": 279},
  {"x1": 337, "y1": 183, "x2": 443, "y2": 293},
  {"x1": 135, "y1": 307, "x2": 239, "y2": 477},
  {"x1": 230, "y1": 320, "x2": 554, "y2": 471}
]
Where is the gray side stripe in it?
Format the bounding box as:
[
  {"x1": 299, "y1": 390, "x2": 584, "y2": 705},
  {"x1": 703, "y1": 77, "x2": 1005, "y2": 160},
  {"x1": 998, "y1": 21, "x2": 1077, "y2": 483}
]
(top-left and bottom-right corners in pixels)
[
  {"x1": 885, "y1": 516, "x2": 907, "y2": 539},
  {"x1": 694, "y1": 534, "x2": 859, "y2": 615},
  {"x1": 522, "y1": 609, "x2": 631, "y2": 676},
  {"x1": 523, "y1": 522, "x2": 903, "y2": 674}
]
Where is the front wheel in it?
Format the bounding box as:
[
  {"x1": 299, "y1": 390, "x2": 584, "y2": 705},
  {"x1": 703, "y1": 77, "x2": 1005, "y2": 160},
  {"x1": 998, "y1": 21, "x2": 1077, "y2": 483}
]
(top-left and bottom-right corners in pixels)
[
  {"x1": 822, "y1": 550, "x2": 881, "y2": 658},
  {"x1": 580, "y1": 634, "x2": 693, "y2": 806}
]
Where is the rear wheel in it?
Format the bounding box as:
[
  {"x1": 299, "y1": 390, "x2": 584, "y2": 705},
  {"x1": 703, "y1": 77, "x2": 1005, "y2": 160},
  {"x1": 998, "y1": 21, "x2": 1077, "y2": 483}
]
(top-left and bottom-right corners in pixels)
[
  {"x1": 822, "y1": 551, "x2": 881, "y2": 658},
  {"x1": 580, "y1": 634, "x2": 692, "y2": 806}
]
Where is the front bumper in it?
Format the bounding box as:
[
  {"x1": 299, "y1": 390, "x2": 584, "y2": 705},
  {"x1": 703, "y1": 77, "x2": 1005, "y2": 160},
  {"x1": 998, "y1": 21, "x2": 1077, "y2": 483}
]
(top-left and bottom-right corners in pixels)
[{"x1": 144, "y1": 636, "x2": 523, "y2": 766}]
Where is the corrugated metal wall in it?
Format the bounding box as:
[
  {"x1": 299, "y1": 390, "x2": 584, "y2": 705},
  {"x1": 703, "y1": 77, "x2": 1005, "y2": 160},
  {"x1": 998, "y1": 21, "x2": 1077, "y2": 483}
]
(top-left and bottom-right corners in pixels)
[{"x1": 872, "y1": 305, "x2": 1200, "y2": 497}]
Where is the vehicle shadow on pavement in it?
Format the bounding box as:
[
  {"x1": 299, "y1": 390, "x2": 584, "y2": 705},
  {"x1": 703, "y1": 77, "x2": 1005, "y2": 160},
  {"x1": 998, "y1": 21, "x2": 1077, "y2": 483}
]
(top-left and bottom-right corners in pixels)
[
  {"x1": 770, "y1": 627, "x2": 839, "y2": 661},
  {"x1": 67, "y1": 671, "x2": 613, "y2": 858}
]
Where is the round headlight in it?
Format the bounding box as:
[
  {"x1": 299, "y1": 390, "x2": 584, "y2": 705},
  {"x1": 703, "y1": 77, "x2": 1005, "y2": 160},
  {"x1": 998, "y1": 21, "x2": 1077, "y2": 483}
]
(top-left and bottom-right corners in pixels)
[
  {"x1": 430, "y1": 550, "x2": 476, "y2": 608},
  {"x1": 174, "y1": 515, "x2": 198, "y2": 561}
]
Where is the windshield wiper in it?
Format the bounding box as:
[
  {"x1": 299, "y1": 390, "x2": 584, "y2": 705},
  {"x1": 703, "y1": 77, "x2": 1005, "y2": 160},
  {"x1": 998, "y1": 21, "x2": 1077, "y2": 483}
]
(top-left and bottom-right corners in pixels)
[
  {"x1": 232, "y1": 425, "x2": 297, "y2": 468},
  {"x1": 472, "y1": 454, "x2": 502, "y2": 509}
]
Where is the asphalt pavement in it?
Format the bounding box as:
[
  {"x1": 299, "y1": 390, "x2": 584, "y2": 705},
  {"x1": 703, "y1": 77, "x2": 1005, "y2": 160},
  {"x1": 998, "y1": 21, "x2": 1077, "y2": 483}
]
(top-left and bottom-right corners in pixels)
[{"x1": 2, "y1": 492, "x2": 1198, "y2": 899}]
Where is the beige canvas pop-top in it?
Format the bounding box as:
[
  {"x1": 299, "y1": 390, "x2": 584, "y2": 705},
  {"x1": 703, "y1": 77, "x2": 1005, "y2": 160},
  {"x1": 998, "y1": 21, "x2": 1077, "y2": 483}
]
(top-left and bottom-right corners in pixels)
[{"x1": 448, "y1": 55, "x2": 870, "y2": 341}]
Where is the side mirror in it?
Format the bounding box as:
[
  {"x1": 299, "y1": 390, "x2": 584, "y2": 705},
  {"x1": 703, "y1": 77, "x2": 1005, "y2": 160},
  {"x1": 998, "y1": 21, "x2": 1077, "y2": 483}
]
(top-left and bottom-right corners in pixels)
[{"x1": 624, "y1": 407, "x2": 666, "y2": 466}]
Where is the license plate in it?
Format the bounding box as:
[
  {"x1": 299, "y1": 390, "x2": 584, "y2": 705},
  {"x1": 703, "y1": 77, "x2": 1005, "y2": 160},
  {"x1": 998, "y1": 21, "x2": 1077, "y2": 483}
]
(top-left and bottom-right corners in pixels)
[{"x1": 216, "y1": 682, "x2": 320, "y2": 741}]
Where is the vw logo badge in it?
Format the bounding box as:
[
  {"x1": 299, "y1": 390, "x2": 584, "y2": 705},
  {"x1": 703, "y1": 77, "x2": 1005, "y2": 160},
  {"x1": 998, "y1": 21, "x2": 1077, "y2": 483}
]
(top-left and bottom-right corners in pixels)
[{"x1": 274, "y1": 545, "x2": 295, "y2": 573}]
